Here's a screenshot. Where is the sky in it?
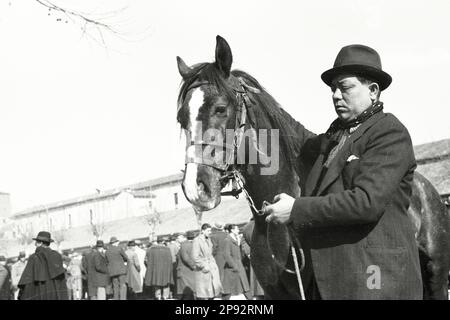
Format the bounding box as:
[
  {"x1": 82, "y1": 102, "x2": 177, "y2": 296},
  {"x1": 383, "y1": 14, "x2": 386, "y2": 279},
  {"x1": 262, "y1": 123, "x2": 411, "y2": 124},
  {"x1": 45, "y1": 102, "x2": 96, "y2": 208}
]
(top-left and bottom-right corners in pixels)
[{"x1": 0, "y1": 0, "x2": 449, "y2": 212}]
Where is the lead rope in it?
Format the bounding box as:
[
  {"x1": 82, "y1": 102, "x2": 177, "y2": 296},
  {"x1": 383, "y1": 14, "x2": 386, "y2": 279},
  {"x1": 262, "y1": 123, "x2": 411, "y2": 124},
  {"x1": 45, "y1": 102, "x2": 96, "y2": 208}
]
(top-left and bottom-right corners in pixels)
[{"x1": 233, "y1": 171, "x2": 306, "y2": 300}]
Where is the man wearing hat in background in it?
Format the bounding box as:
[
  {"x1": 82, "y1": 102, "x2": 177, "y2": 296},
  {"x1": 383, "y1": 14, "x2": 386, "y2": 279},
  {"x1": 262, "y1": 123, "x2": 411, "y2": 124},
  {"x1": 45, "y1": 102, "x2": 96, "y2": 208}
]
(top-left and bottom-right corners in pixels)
[
  {"x1": 0, "y1": 255, "x2": 12, "y2": 300},
  {"x1": 263, "y1": 44, "x2": 422, "y2": 299},
  {"x1": 210, "y1": 222, "x2": 228, "y2": 283},
  {"x1": 105, "y1": 236, "x2": 128, "y2": 300},
  {"x1": 93, "y1": 240, "x2": 109, "y2": 300},
  {"x1": 17, "y1": 231, "x2": 68, "y2": 300},
  {"x1": 11, "y1": 251, "x2": 27, "y2": 300}
]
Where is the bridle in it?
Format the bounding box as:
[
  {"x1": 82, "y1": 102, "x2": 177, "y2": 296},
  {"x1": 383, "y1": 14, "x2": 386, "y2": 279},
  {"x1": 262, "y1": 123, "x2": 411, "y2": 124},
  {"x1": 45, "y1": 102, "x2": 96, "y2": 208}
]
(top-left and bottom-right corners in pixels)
[
  {"x1": 183, "y1": 75, "x2": 265, "y2": 216},
  {"x1": 181, "y1": 74, "x2": 306, "y2": 300}
]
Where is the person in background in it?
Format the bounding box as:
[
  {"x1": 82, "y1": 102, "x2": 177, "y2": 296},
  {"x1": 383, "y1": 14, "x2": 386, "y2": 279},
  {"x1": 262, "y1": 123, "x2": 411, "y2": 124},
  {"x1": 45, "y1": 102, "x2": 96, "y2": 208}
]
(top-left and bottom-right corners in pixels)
[
  {"x1": 18, "y1": 231, "x2": 68, "y2": 300},
  {"x1": 67, "y1": 251, "x2": 83, "y2": 300},
  {"x1": 166, "y1": 233, "x2": 180, "y2": 298},
  {"x1": 133, "y1": 240, "x2": 146, "y2": 299},
  {"x1": 176, "y1": 231, "x2": 196, "y2": 300},
  {"x1": 0, "y1": 255, "x2": 12, "y2": 300},
  {"x1": 125, "y1": 240, "x2": 142, "y2": 300},
  {"x1": 144, "y1": 235, "x2": 173, "y2": 300},
  {"x1": 93, "y1": 240, "x2": 109, "y2": 300},
  {"x1": 192, "y1": 223, "x2": 222, "y2": 300},
  {"x1": 11, "y1": 251, "x2": 27, "y2": 300},
  {"x1": 82, "y1": 246, "x2": 98, "y2": 300},
  {"x1": 210, "y1": 222, "x2": 228, "y2": 283},
  {"x1": 105, "y1": 236, "x2": 128, "y2": 300},
  {"x1": 222, "y1": 224, "x2": 251, "y2": 300}
]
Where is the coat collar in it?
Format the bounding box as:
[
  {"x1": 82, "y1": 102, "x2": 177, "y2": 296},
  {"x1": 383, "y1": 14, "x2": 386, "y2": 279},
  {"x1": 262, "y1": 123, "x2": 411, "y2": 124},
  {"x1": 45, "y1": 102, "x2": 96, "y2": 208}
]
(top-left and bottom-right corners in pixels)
[{"x1": 308, "y1": 111, "x2": 385, "y2": 196}]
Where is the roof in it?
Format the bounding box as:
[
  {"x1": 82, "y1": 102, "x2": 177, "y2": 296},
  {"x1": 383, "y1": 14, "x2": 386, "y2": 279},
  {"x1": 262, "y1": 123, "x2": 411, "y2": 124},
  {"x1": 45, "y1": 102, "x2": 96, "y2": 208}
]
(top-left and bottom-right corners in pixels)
[
  {"x1": 414, "y1": 138, "x2": 450, "y2": 196},
  {"x1": 12, "y1": 173, "x2": 183, "y2": 218},
  {"x1": 414, "y1": 139, "x2": 450, "y2": 164}
]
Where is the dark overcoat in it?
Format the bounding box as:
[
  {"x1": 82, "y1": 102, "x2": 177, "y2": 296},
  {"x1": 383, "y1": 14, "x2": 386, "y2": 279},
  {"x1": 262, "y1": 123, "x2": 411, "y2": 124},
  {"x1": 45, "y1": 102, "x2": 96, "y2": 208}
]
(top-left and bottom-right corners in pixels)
[
  {"x1": 105, "y1": 245, "x2": 128, "y2": 277},
  {"x1": 18, "y1": 246, "x2": 68, "y2": 300},
  {"x1": 210, "y1": 230, "x2": 228, "y2": 281},
  {"x1": 222, "y1": 235, "x2": 250, "y2": 296},
  {"x1": 93, "y1": 251, "x2": 109, "y2": 288},
  {"x1": 176, "y1": 240, "x2": 196, "y2": 296},
  {"x1": 290, "y1": 111, "x2": 422, "y2": 299},
  {"x1": 144, "y1": 245, "x2": 173, "y2": 287},
  {"x1": 81, "y1": 250, "x2": 97, "y2": 297}
]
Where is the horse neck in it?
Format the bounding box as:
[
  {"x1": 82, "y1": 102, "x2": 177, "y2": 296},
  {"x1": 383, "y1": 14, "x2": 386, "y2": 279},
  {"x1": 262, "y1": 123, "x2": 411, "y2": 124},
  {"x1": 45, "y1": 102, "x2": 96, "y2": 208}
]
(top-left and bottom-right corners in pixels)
[{"x1": 240, "y1": 106, "x2": 301, "y2": 214}]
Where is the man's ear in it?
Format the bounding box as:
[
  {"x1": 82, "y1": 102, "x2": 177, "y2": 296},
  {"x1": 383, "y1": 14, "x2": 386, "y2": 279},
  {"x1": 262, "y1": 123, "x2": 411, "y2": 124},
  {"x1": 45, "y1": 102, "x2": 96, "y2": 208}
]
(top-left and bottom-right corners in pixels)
[{"x1": 369, "y1": 82, "x2": 380, "y2": 101}]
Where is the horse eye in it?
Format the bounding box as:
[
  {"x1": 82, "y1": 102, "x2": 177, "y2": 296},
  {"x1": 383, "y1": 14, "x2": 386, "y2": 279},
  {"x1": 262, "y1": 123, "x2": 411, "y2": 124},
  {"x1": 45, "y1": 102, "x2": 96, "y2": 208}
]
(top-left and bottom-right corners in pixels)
[{"x1": 214, "y1": 106, "x2": 227, "y2": 115}]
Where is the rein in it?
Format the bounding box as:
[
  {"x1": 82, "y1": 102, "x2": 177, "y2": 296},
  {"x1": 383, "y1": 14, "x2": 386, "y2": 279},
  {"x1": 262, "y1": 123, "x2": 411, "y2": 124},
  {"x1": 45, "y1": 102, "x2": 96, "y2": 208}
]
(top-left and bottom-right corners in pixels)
[{"x1": 183, "y1": 76, "x2": 306, "y2": 300}]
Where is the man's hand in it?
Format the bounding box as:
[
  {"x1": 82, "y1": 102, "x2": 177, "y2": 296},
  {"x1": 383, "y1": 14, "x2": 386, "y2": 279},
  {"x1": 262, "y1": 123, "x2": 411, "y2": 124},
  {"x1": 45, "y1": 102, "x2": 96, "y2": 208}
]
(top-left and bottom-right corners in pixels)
[{"x1": 264, "y1": 193, "x2": 295, "y2": 224}]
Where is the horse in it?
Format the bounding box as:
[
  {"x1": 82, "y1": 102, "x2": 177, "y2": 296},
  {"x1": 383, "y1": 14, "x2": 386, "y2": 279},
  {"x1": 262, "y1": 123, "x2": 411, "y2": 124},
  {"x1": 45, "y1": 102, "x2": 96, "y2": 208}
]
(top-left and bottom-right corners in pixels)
[{"x1": 176, "y1": 35, "x2": 450, "y2": 299}]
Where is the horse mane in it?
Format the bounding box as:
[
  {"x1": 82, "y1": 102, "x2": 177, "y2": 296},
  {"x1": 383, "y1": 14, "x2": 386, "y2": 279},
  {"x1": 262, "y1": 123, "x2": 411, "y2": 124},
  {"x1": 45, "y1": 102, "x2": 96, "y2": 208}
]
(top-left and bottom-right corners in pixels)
[{"x1": 177, "y1": 63, "x2": 301, "y2": 172}]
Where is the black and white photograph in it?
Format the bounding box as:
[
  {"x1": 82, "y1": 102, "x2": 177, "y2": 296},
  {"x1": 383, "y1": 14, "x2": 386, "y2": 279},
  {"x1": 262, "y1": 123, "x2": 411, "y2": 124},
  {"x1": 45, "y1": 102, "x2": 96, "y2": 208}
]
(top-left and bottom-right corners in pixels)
[{"x1": 0, "y1": 0, "x2": 449, "y2": 308}]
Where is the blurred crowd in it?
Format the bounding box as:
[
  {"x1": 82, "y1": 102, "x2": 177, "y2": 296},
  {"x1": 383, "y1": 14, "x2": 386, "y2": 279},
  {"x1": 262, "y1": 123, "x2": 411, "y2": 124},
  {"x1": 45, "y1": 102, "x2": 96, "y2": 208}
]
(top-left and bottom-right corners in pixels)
[{"x1": 0, "y1": 222, "x2": 264, "y2": 300}]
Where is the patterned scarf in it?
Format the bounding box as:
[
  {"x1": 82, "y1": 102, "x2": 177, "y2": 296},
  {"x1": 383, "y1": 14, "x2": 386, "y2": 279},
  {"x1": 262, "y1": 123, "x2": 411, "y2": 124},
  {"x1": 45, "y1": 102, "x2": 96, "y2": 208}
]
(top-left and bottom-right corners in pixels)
[{"x1": 322, "y1": 101, "x2": 384, "y2": 167}]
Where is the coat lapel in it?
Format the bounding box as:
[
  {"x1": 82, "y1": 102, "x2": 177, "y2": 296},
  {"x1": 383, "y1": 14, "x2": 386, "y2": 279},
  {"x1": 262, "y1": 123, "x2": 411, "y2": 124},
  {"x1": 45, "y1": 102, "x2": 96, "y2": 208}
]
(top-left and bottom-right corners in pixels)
[{"x1": 315, "y1": 111, "x2": 385, "y2": 196}]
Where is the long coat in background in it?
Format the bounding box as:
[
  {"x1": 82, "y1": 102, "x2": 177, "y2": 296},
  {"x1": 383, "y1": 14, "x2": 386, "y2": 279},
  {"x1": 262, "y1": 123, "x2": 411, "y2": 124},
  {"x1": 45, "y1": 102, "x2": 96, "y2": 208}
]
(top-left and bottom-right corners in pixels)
[
  {"x1": 18, "y1": 246, "x2": 68, "y2": 300},
  {"x1": 0, "y1": 264, "x2": 11, "y2": 300},
  {"x1": 81, "y1": 249, "x2": 97, "y2": 297},
  {"x1": 241, "y1": 237, "x2": 264, "y2": 297},
  {"x1": 144, "y1": 245, "x2": 173, "y2": 287},
  {"x1": 176, "y1": 240, "x2": 196, "y2": 297},
  {"x1": 125, "y1": 248, "x2": 142, "y2": 293},
  {"x1": 93, "y1": 251, "x2": 109, "y2": 288},
  {"x1": 222, "y1": 235, "x2": 250, "y2": 296},
  {"x1": 210, "y1": 230, "x2": 228, "y2": 281},
  {"x1": 105, "y1": 245, "x2": 128, "y2": 277},
  {"x1": 191, "y1": 234, "x2": 222, "y2": 299},
  {"x1": 134, "y1": 246, "x2": 147, "y2": 284}
]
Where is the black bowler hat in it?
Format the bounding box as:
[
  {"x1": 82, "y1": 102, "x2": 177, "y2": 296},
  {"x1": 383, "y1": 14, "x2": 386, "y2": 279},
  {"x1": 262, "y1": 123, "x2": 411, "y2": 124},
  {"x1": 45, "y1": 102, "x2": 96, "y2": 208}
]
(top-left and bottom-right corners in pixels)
[
  {"x1": 321, "y1": 44, "x2": 392, "y2": 91},
  {"x1": 96, "y1": 240, "x2": 105, "y2": 248},
  {"x1": 32, "y1": 231, "x2": 54, "y2": 243},
  {"x1": 128, "y1": 240, "x2": 136, "y2": 246}
]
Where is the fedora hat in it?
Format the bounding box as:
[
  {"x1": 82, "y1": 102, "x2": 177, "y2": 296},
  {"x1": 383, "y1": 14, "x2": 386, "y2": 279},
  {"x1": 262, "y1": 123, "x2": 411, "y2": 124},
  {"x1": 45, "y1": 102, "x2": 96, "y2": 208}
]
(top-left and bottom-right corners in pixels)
[
  {"x1": 109, "y1": 236, "x2": 119, "y2": 244},
  {"x1": 321, "y1": 44, "x2": 392, "y2": 91},
  {"x1": 128, "y1": 240, "x2": 136, "y2": 246},
  {"x1": 18, "y1": 251, "x2": 26, "y2": 258},
  {"x1": 32, "y1": 231, "x2": 54, "y2": 243}
]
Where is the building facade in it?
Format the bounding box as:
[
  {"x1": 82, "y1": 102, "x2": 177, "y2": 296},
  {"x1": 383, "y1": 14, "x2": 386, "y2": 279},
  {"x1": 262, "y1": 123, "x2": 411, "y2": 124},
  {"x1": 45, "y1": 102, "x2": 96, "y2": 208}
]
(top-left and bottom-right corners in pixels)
[{"x1": 10, "y1": 173, "x2": 189, "y2": 240}]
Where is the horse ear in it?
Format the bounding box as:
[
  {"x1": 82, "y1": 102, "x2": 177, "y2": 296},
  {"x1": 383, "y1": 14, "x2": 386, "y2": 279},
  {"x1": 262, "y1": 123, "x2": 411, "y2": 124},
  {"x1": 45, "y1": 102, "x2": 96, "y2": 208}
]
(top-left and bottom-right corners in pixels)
[
  {"x1": 177, "y1": 56, "x2": 193, "y2": 79},
  {"x1": 215, "y1": 35, "x2": 233, "y2": 78}
]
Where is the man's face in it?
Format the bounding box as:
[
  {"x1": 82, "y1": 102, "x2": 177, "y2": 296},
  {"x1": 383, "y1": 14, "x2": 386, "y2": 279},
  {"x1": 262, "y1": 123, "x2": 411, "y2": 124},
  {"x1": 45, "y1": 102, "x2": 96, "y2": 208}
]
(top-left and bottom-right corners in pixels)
[
  {"x1": 231, "y1": 226, "x2": 239, "y2": 235},
  {"x1": 330, "y1": 75, "x2": 374, "y2": 123},
  {"x1": 203, "y1": 228, "x2": 212, "y2": 238}
]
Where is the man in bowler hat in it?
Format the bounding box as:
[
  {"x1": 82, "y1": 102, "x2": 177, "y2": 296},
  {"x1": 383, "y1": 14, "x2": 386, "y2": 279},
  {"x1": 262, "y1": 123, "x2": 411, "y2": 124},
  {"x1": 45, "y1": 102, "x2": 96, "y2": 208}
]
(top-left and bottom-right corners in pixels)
[
  {"x1": 263, "y1": 45, "x2": 422, "y2": 299},
  {"x1": 17, "y1": 231, "x2": 68, "y2": 300},
  {"x1": 105, "y1": 236, "x2": 128, "y2": 300}
]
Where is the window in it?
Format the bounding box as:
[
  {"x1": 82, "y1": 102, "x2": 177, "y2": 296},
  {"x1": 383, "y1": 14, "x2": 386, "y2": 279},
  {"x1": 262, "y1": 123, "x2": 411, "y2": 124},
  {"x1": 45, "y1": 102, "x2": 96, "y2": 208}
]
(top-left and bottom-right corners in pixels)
[
  {"x1": 68, "y1": 214, "x2": 72, "y2": 228},
  {"x1": 174, "y1": 193, "x2": 179, "y2": 208}
]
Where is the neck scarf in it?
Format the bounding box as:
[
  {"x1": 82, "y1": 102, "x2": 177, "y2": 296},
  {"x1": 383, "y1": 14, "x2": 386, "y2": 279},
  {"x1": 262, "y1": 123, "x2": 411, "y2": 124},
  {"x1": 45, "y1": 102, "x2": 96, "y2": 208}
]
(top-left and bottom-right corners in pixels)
[{"x1": 322, "y1": 101, "x2": 384, "y2": 166}]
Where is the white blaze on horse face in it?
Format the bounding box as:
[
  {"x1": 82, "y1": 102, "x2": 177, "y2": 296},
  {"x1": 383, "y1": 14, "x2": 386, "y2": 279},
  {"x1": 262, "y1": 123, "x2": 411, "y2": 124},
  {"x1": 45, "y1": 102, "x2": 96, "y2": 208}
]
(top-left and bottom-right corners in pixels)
[
  {"x1": 184, "y1": 88, "x2": 205, "y2": 202},
  {"x1": 184, "y1": 162, "x2": 199, "y2": 202},
  {"x1": 188, "y1": 87, "x2": 205, "y2": 144}
]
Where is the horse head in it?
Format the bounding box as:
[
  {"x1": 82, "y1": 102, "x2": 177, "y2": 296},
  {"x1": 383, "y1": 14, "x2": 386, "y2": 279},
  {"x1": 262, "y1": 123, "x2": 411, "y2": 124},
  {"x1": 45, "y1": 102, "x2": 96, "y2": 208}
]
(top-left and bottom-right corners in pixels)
[{"x1": 176, "y1": 35, "x2": 271, "y2": 211}]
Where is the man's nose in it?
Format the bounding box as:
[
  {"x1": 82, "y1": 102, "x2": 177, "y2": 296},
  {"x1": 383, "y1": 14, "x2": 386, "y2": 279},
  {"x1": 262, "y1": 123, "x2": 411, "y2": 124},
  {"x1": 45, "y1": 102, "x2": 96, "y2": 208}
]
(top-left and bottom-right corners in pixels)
[{"x1": 332, "y1": 88, "x2": 343, "y2": 100}]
